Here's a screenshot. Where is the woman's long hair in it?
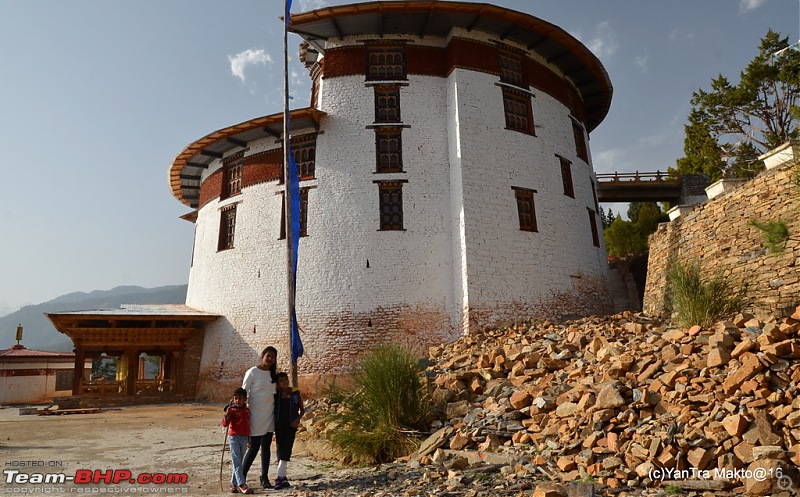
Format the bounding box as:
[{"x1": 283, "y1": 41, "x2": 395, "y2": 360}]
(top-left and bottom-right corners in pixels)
[{"x1": 261, "y1": 346, "x2": 278, "y2": 383}]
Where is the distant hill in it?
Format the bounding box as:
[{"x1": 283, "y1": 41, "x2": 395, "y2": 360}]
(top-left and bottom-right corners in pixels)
[{"x1": 0, "y1": 285, "x2": 188, "y2": 352}]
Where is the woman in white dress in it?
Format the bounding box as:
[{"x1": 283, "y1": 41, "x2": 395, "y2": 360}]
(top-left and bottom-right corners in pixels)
[{"x1": 241, "y1": 346, "x2": 277, "y2": 488}]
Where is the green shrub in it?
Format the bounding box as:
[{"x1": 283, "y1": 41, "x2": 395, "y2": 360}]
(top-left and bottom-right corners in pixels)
[
  {"x1": 748, "y1": 219, "x2": 790, "y2": 254},
  {"x1": 325, "y1": 344, "x2": 430, "y2": 463},
  {"x1": 667, "y1": 260, "x2": 748, "y2": 328}
]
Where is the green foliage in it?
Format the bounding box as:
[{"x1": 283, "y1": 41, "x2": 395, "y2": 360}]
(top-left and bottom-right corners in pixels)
[
  {"x1": 748, "y1": 219, "x2": 790, "y2": 254},
  {"x1": 667, "y1": 260, "x2": 748, "y2": 328},
  {"x1": 603, "y1": 203, "x2": 668, "y2": 257},
  {"x1": 325, "y1": 344, "x2": 430, "y2": 463},
  {"x1": 665, "y1": 484, "x2": 684, "y2": 495},
  {"x1": 600, "y1": 208, "x2": 617, "y2": 230},
  {"x1": 630, "y1": 202, "x2": 670, "y2": 235},
  {"x1": 604, "y1": 218, "x2": 647, "y2": 257},
  {"x1": 676, "y1": 30, "x2": 800, "y2": 179},
  {"x1": 674, "y1": 110, "x2": 727, "y2": 182}
]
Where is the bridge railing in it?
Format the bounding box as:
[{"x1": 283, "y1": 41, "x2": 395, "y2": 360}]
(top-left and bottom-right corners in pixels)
[{"x1": 596, "y1": 171, "x2": 676, "y2": 183}]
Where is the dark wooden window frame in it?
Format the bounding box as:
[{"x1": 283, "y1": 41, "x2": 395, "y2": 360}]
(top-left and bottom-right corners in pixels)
[
  {"x1": 587, "y1": 207, "x2": 600, "y2": 247},
  {"x1": 292, "y1": 134, "x2": 316, "y2": 181},
  {"x1": 366, "y1": 45, "x2": 407, "y2": 81},
  {"x1": 375, "y1": 127, "x2": 403, "y2": 173},
  {"x1": 573, "y1": 120, "x2": 588, "y2": 162},
  {"x1": 558, "y1": 155, "x2": 575, "y2": 198},
  {"x1": 502, "y1": 86, "x2": 534, "y2": 135},
  {"x1": 222, "y1": 161, "x2": 243, "y2": 199},
  {"x1": 375, "y1": 85, "x2": 401, "y2": 123},
  {"x1": 279, "y1": 188, "x2": 310, "y2": 239},
  {"x1": 218, "y1": 204, "x2": 237, "y2": 251},
  {"x1": 498, "y1": 51, "x2": 525, "y2": 87},
  {"x1": 375, "y1": 180, "x2": 407, "y2": 231},
  {"x1": 512, "y1": 186, "x2": 537, "y2": 232}
]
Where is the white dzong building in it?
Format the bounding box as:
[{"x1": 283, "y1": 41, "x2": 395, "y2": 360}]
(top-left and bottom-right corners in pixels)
[{"x1": 168, "y1": 1, "x2": 613, "y2": 398}]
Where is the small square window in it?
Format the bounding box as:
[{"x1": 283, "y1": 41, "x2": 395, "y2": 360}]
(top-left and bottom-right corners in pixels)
[
  {"x1": 513, "y1": 187, "x2": 537, "y2": 232},
  {"x1": 55, "y1": 370, "x2": 73, "y2": 391},
  {"x1": 502, "y1": 87, "x2": 534, "y2": 135},
  {"x1": 366, "y1": 46, "x2": 406, "y2": 81},
  {"x1": 377, "y1": 181, "x2": 404, "y2": 230},
  {"x1": 218, "y1": 205, "x2": 237, "y2": 251}
]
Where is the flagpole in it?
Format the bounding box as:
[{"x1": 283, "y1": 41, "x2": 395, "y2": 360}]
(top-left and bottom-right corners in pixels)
[{"x1": 283, "y1": 0, "x2": 298, "y2": 388}]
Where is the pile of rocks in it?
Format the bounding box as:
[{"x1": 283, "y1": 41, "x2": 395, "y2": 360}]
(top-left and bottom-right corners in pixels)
[{"x1": 418, "y1": 307, "x2": 800, "y2": 495}]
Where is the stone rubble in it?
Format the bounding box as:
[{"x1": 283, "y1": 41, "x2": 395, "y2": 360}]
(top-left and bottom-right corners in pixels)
[{"x1": 298, "y1": 306, "x2": 800, "y2": 497}]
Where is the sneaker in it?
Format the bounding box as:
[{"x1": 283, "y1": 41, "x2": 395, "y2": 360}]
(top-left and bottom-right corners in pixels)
[
  {"x1": 229, "y1": 484, "x2": 239, "y2": 493},
  {"x1": 274, "y1": 477, "x2": 291, "y2": 489},
  {"x1": 238, "y1": 484, "x2": 254, "y2": 495},
  {"x1": 260, "y1": 476, "x2": 271, "y2": 489}
]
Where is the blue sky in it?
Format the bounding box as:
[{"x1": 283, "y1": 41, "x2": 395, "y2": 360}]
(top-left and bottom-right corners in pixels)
[{"x1": 0, "y1": 0, "x2": 796, "y2": 315}]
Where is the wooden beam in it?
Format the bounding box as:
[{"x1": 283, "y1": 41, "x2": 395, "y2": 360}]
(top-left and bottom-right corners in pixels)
[
  {"x1": 331, "y1": 18, "x2": 344, "y2": 39},
  {"x1": 527, "y1": 35, "x2": 548, "y2": 51},
  {"x1": 465, "y1": 14, "x2": 480, "y2": 32},
  {"x1": 186, "y1": 161, "x2": 209, "y2": 169},
  {"x1": 498, "y1": 24, "x2": 515, "y2": 40},
  {"x1": 263, "y1": 126, "x2": 282, "y2": 138},
  {"x1": 418, "y1": 11, "x2": 431, "y2": 39},
  {"x1": 200, "y1": 149, "x2": 224, "y2": 159},
  {"x1": 227, "y1": 137, "x2": 248, "y2": 148}
]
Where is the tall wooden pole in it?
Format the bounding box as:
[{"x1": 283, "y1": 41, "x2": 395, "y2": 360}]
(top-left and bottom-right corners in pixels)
[{"x1": 283, "y1": 0, "x2": 298, "y2": 388}]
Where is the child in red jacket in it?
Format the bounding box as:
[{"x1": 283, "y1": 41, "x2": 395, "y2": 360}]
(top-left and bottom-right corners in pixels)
[{"x1": 222, "y1": 387, "x2": 253, "y2": 494}]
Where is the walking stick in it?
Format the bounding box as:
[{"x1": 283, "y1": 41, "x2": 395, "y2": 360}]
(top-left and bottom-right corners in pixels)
[{"x1": 219, "y1": 424, "x2": 228, "y2": 492}]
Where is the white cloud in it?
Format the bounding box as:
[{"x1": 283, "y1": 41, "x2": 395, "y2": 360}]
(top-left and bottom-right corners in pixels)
[
  {"x1": 581, "y1": 21, "x2": 618, "y2": 60},
  {"x1": 669, "y1": 27, "x2": 696, "y2": 43},
  {"x1": 228, "y1": 49, "x2": 273, "y2": 83},
  {"x1": 635, "y1": 50, "x2": 649, "y2": 73},
  {"x1": 740, "y1": 0, "x2": 767, "y2": 13},
  {"x1": 297, "y1": 0, "x2": 328, "y2": 12}
]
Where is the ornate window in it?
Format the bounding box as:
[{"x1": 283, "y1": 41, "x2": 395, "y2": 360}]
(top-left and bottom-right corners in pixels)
[
  {"x1": 366, "y1": 45, "x2": 406, "y2": 81},
  {"x1": 498, "y1": 52, "x2": 524, "y2": 87},
  {"x1": 513, "y1": 187, "x2": 537, "y2": 232},
  {"x1": 502, "y1": 87, "x2": 534, "y2": 135},
  {"x1": 375, "y1": 86, "x2": 401, "y2": 123},
  {"x1": 375, "y1": 128, "x2": 403, "y2": 173},
  {"x1": 377, "y1": 181, "x2": 405, "y2": 230},
  {"x1": 280, "y1": 188, "x2": 309, "y2": 239},
  {"x1": 218, "y1": 204, "x2": 237, "y2": 251},
  {"x1": 558, "y1": 155, "x2": 574, "y2": 198},
  {"x1": 291, "y1": 134, "x2": 316, "y2": 180},
  {"x1": 588, "y1": 208, "x2": 600, "y2": 247},
  {"x1": 222, "y1": 161, "x2": 243, "y2": 199}
]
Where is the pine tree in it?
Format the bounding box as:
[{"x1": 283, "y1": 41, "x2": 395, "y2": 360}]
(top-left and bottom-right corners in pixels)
[{"x1": 676, "y1": 30, "x2": 800, "y2": 179}]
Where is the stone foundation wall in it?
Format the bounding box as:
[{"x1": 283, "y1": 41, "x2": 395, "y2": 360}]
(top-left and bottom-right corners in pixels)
[{"x1": 644, "y1": 162, "x2": 800, "y2": 318}]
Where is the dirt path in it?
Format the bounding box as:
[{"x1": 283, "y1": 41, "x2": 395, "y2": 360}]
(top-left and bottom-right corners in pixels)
[{"x1": 0, "y1": 403, "x2": 326, "y2": 495}]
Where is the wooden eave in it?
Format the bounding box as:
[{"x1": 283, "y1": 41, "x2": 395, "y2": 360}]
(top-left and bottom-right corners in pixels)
[
  {"x1": 168, "y1": 107, "x2": 326, "y2": 208},
  {"x1": 289, "y1": 1, "x2": 612, "y2": 132}
]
